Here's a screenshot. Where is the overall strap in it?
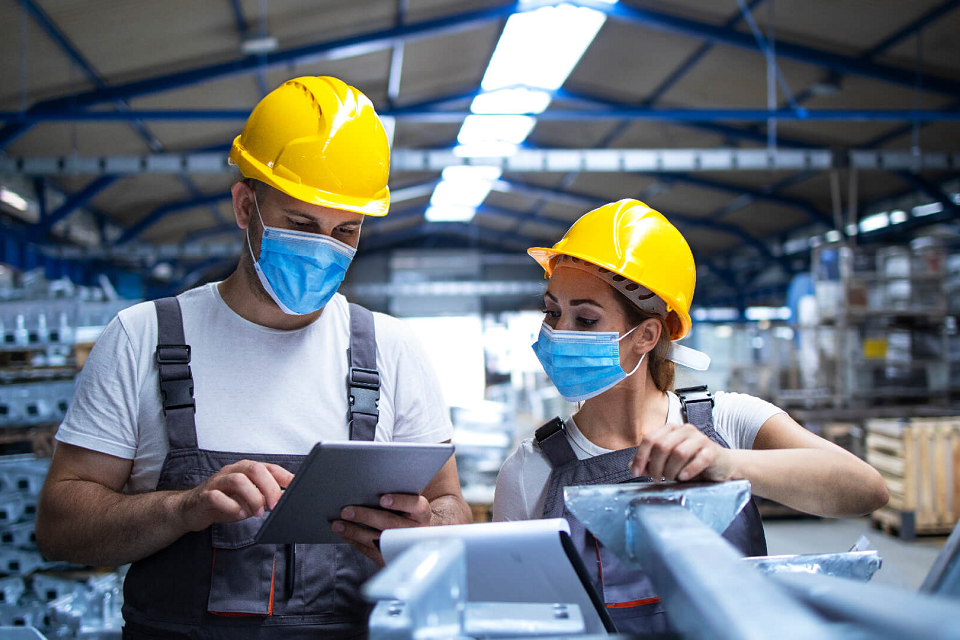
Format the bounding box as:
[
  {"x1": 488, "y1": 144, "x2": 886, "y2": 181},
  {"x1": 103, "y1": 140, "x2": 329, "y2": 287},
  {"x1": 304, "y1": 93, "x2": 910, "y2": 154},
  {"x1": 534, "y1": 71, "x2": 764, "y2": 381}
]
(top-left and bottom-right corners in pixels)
[
  {"x1": 154, "y1": 298, "x2": 198, "y2": 451},
  {"x1": 535, "y1": 417, "x2": 578, "y2": 468},
  {"x1": 676, "y1": 384, "x2": 725, "y2": 446},
  {"x1": 347, "y1": 303, "x2": 380, "y2": 441}
]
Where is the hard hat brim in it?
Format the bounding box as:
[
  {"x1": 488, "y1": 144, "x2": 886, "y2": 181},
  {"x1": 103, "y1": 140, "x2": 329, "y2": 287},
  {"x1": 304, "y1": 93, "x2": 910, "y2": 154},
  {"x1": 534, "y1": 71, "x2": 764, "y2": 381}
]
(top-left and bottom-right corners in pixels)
[
  {"x1": 527, "y1": 245, "x2": 692, "y2": 340},
  {"x1": 230, "y1": 137, "x2": 390, "y2": 217}
]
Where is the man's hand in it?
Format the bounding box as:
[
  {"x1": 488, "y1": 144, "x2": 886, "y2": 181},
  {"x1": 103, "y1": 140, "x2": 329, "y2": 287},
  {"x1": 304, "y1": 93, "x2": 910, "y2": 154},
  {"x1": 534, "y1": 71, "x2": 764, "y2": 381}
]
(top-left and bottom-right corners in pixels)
[
  {"x1": 178, "y1": 460, "x2": 294, "y2": 532},
  {"x1": 630, "y1": 422, "x2": 735, "y2": 482},
  {"x1": 331, "y1": 493, "x2": 431, "y2": 566}
]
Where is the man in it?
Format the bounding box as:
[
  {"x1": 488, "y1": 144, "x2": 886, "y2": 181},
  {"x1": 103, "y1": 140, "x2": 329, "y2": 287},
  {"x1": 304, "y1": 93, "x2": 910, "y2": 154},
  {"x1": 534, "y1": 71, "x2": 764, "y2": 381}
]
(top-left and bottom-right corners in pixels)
[{"x1": 36, "y1": 76, "x2": 471, "y2": 639}]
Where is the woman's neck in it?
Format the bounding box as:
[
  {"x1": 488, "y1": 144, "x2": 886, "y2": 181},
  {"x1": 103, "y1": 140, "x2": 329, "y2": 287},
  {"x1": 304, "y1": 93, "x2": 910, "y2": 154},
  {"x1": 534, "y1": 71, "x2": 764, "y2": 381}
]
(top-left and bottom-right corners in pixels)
[{"x1": 573, "y1": 370, "x2": 669, "y2": 451}]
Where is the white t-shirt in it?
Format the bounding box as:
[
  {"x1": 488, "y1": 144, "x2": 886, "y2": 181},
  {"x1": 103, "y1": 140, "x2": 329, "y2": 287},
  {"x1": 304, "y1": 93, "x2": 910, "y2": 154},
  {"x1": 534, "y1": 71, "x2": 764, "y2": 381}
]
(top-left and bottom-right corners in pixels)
[
  {"x1": 493, "y1": 391, "x2": 784, "y2": 522},
  {"x1": 56, "y1": 284, "x2": 453, "y2": 494}
]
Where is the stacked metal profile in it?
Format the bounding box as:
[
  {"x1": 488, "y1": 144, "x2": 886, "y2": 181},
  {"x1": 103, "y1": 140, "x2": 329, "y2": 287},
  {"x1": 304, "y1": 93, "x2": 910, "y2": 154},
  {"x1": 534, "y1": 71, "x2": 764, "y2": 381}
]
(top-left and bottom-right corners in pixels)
[{"x1": 0, "y1": 456, "x2": 124, "y2": 638}]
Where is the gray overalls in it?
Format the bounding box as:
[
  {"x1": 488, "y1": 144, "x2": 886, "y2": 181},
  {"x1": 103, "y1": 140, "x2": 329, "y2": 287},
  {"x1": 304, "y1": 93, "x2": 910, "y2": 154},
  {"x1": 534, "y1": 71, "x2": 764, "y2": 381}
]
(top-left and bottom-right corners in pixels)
[
  {"x1": 536, "y1": 386, "x2": 768, "y2": 634},
  {"x1": 121, "y1": 297, "x2": 383, "y2": 639}
]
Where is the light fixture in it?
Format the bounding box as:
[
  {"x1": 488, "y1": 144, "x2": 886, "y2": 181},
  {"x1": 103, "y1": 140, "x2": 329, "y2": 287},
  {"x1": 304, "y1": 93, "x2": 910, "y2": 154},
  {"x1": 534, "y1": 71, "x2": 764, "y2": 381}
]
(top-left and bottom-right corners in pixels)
[
  {"x1": 889, "y1": 209, "x2": 909, "y2": 224},
  {"x1": 453, "y1": 142, "x2": 519, "y2": 158},
  {"x1": 912, "y1": 202, "x2": 943, "y2": 217},
  {"x1": 859, "y1": 212, "x2": 890, "y2": 233},
  {"x1": 241, "y1": 35, "x2": 278, "y2": 55},
  {"x1": 481, "y1": 3, "x2": 609, "y2": 91},
  {"x1": 425, "y1": 205, "x2": 478, "y2": 222},
  {"x1": 458, "y1": 115, "x2": 537, "y2": 146},
  {"x1": 0, "y1": 187, "x2": 29, "y2": 212},
  {"x1": 470, "y1": 88, "x2": 552, "y2": 115},
  {"x1": 824, "y1": 229, "x2": 842, "y2": 242}
]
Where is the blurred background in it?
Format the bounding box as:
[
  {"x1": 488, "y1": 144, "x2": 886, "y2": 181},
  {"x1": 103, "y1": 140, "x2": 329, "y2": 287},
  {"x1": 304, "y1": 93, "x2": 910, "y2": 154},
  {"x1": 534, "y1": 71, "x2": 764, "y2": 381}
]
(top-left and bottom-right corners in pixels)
[{"x1": 2, "y1": 0, "x2": 960, "y2": 635}]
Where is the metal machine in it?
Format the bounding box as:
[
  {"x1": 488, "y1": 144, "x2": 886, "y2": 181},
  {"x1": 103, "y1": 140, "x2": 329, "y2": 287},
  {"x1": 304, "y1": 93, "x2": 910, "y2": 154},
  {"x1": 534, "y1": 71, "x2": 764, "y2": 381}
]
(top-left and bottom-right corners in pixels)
[{"x1": 364, "y1": 480, "x2": 960, "y2": 639}]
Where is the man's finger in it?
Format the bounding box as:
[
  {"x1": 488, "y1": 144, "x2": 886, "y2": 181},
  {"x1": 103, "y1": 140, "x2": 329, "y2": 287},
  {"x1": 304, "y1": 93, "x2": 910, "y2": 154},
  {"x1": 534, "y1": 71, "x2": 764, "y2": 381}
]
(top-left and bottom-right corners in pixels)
[
  {"x1": 332, "y1": 519, "x2": 382, "y2": 548},
  {"x1": 264, "y1": 463, "x2": 295, "y2": 489},
  {"x1": 240, "y1": 462, "x2": 285, "y2": 510},
  {"x1": 217, "y1": 472, "x2": 265, "y2": 517},
  {"x1": 380, "y1": 494, "x2": 430, "y2": 522},
  {"x1": 342, "y1": 505, "x2": 418, "y2": 532},
  {"x1": 205, "y1": 489, "x2": 247, "y2": 522}
]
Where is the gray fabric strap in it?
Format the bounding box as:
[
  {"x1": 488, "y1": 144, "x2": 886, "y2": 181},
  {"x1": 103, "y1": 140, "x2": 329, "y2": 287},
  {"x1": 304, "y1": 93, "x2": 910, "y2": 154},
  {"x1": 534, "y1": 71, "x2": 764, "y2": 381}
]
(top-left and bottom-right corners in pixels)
[
  {"x1": 154, "y1": 297, "x2": 198, "y2": 451},
  {"x1": 347, "y1": 303, "x2": 379, "y2": 442},
  {"x1": 535, "y1": 418, "x2": 578, "y2": 468},
  {"x1": 676, "y1": 385, "x2": 727, "y2": 447}
]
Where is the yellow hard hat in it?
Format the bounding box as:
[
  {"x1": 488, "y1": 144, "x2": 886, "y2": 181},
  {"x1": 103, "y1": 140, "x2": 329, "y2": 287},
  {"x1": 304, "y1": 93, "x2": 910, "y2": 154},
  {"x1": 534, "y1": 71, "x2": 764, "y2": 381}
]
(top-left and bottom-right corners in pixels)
[
  {"x1": 528, "y1": 199, "x2": 696, "y2": 340},
  {"x1": 229, "y1": 76, "x2": 390, "y2": 216}
]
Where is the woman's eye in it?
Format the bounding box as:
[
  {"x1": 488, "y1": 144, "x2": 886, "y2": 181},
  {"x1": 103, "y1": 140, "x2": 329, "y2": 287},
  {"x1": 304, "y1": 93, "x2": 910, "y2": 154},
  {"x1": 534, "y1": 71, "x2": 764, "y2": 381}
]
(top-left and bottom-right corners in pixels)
[
  {"x1": 576, "y1": 317, "x2": 598, "y2": 327},
  {"x1": 538, "y1": 301, "x2": 560, "y2": 318},
  {"x1": 290, "y1": 219, "x2": 309, "y2": 228},
  {"x1": 337, "y1": 227, "x2": 357, "y2": 235}
]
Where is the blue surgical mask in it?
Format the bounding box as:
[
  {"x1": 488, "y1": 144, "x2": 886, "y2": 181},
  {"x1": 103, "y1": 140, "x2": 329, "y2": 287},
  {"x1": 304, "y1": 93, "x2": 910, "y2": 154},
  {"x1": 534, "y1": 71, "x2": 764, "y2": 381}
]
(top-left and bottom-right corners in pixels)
[
  {"x1": 247, "y1": 193, "x2": 357, "y2": 315},
  {"x1": 532, "y1": 323, "x2": 644, "y2": 403}
]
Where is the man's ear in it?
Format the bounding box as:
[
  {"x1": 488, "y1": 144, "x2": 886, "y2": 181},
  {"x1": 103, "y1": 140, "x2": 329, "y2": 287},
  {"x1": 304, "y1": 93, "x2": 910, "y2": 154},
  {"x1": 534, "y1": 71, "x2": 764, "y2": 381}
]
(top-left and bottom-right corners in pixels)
[
  {"x1": 232, "y1": 181, "x2": 255, "y2": 230},
  {"x1": 633, "y1": 317, "x2": 662, "y2": 356}
]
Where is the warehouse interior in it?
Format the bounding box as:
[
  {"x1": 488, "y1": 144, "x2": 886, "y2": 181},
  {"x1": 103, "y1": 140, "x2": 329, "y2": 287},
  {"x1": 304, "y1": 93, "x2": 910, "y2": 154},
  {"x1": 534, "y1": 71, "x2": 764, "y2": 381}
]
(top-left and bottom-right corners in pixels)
[{"x1": 1, "y1": 0, "x2": 960, "y2": 637}]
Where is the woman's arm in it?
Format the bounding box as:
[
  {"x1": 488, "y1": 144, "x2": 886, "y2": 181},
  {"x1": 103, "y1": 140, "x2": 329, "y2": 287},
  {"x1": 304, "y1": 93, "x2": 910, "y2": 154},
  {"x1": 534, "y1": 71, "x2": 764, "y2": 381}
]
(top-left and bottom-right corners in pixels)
[
  {"x1": 730, "y1": 413, "x2": 888, "y2": 517},
  {"x1": 631, "y1": 414, "x2": 889, "y2": 518}
]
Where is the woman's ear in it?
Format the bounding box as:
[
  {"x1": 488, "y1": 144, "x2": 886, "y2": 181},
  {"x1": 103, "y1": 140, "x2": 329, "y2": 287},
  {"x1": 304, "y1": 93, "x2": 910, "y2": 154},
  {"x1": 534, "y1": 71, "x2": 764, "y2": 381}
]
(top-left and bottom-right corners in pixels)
[{"x1": 633, "y1": 317, "x2": 662, "y2": 356}]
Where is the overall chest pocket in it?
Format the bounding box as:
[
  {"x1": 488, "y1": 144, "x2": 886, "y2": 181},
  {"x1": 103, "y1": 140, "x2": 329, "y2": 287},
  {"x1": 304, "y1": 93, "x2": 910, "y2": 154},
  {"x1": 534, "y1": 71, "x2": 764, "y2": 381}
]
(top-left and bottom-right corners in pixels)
[{"x1": 208, "y1": 516, "x2": 278, "y2": 616}]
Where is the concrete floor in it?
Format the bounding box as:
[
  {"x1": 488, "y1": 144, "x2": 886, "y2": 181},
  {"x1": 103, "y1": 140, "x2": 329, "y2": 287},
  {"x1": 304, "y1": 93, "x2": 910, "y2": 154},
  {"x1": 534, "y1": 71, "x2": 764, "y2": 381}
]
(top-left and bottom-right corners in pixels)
[{"x1": 763, "y1": 516, "x2": 947, "y2": 590}]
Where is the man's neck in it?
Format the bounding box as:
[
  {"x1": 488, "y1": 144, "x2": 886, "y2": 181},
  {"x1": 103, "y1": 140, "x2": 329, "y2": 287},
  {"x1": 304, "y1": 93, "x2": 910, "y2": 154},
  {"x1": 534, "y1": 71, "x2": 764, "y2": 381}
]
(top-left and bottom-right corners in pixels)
[{"x1": 217, "y1": 266, "x2": 322, "y2": 331}]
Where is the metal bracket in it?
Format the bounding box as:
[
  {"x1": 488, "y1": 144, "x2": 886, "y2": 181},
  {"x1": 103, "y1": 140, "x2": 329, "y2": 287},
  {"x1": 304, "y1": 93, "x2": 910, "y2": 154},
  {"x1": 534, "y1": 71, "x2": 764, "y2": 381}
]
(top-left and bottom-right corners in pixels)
[{"x1": 364, "y1": 538, "x2": 585, "y2": 639}]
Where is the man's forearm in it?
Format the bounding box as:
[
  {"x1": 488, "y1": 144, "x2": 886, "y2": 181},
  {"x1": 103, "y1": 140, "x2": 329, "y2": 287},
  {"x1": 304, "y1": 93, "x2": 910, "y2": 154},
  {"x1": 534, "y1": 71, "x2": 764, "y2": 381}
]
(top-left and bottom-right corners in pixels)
[
  {"x1": 429, "y1": 494, "x2": 473, "y2": 526},
  {"x1": 37, "y1": 479, "x2": 188, "y2": 567}
]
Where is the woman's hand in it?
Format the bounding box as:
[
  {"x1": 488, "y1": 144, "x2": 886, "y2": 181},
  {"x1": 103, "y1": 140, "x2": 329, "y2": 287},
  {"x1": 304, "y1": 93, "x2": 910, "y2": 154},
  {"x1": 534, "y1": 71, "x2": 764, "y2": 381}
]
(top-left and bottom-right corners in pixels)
[{"x1": 630, "y1": 422, "x2": 736, "y2": 482}]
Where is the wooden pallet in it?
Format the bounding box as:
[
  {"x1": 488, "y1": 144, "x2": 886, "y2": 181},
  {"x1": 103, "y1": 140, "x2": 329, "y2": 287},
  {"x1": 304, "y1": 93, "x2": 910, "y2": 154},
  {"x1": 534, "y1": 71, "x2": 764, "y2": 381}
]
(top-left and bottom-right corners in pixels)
[
  {"x1": 0, "y1": 425, "x2": 58, "y2": 458},
  {"x1": 866, "y1": 417, "x2": 960, "y2": 539},
  {"x1": 468, "y1": 502, "x2": 493, "y2": 524}
]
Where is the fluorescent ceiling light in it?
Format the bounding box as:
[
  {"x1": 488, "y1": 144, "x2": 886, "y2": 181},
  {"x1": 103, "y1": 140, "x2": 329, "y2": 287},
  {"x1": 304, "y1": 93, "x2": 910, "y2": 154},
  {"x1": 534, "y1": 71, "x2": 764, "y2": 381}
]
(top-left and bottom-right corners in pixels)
[
  {"x1": 482, "y1": 3, "x2": 609, "y2": 91},
  {"x1": 431, "y1": 167, "x2": 502, "y2": 209},
  {"x1": 241, "y1": 35, "x2": 278, "y2": 55},
  {"x1": 859, "y1": 212, "x2": 889, "y2": 232},
  {"x1": 458, "y1": 115, "x2": 536, "y2": 146},
  {"x1": 745, "y1": 306, "x2": 791, "y2": 321},
  {"x1": 470, "y1": 88, "x2": 552, "y2": 115},
  {"x1": 441, "y1": 166, "x2": 502, "y2": 182},
  {"x1": 0, "y1": 187, "x2": 28, "y2": 212},
  {"x1": 453, "y1": 142, "x2": 519, "y2": 158},
  {"x1": 425, "y1": 205, "x2": 477, "y2": 222},
  {"x1": 912, "y1": 202, "x2": 943, "y2": 217},
  {"x1": 824, "y1": 229, "x2": 842, "y2": 242},
  {"x1": 845, "y1": 224, "x2": 859, "y2": 236},
  {"x1": 889, "y1": 209, "x2": 909, "y2": 224}
]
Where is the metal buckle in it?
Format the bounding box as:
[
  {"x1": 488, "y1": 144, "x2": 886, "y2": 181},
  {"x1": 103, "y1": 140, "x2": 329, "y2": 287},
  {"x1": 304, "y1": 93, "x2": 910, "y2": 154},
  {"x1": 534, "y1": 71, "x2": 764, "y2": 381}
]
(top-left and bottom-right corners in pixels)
[
  {"x1": 349, "y1": 367, "x2": 380, "y2": 416},
  {"x1": 156, "y1": 344, "x2": 191, "y2": 365},
  {"x1": 349, "y1": 366, "x2": 381, "y2": 390},
  {"x1": 160, "y1": 377, "x2": 195, "y2": 414},
  {"x1": 676, "y1": 384, "x2": 714, "y2": 410},
  {"x1": 535, "y1": 417, "x2": 565, "y2": 444}
]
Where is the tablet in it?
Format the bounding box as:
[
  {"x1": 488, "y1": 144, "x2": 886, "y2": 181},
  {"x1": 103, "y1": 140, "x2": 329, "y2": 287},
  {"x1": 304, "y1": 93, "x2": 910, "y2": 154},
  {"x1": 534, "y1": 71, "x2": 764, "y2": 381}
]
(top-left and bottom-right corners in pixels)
[{"x1": 254, "y1": 441, "x2": 454, "y2": 545}]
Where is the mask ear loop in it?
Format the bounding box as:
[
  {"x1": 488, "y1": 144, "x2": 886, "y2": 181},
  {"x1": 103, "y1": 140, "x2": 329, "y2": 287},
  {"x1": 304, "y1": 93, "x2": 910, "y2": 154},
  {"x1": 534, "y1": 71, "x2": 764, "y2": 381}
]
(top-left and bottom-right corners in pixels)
[
  {"x1": 619, "y1": 324, "x2": 646, "y2": 378},
  {"x1": 245, "y1": 190, "x2": 266, "y2": 264}
]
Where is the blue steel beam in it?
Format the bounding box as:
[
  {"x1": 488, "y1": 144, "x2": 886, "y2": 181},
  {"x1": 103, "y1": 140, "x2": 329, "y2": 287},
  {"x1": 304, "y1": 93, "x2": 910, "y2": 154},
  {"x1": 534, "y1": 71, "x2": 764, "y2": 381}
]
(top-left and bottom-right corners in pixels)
[
  {"x1": 6, "y1": 0, "x2": 960, "y2": 154},
  {"x1": 582, "y1": 0, "x2": 960, "y2": 98},
  {"x1": 360, "y1": 221, "x2": 537, "y2": 254},
  {"x1": 116, "y1": 190, "x2": 233, "y2": 245},
  {"x1": 657, "y1": 172, "x2": 831, "y2": 226},
  {"x1": 29, "y1": 175, "x2": 118, "y2": 240},
  {"x1": 643, "y1": 0, "x2": 766, "y2": 108},
  {"x1": 862, "y1": 0, "x2": 960, "y2": 59},
  {"x1": 7, "y1": 107, "x2": 960, "y2": 123},
  {"x1": 490, "y1": 180, "x2": 793, "y2": 271},
  {"x1": 894, "y1": 171, "x2": 960, "y2": 218}
]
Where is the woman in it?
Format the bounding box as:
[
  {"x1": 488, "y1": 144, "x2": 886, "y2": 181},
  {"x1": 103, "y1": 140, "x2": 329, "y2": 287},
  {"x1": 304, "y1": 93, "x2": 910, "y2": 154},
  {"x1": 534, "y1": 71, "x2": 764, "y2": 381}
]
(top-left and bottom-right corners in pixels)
[{"x1": 493, "y1": 199, "x2": 888, "y2": 633}]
